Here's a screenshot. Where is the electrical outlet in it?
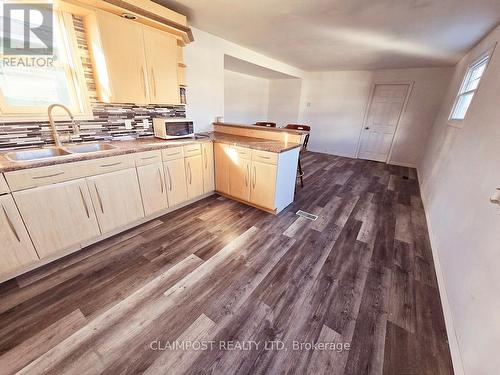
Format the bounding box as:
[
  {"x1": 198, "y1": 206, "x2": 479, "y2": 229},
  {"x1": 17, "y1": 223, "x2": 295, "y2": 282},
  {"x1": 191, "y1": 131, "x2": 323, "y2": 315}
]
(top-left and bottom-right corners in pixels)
[
  {"x1": 142, "y1": 119, "x2": 150, "y2": 129},
  {"x1": 124, "y1": 119, "x2": 133, "y2": 130}
]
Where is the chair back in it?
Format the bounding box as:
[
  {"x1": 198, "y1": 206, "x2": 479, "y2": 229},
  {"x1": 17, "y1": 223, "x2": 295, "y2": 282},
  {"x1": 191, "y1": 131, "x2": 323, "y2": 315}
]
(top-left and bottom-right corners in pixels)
[
  {"x1": 284, "y1": 124, "x2": 310, "y2": 150},
  {"x1": 255, "y1": 121, "x2": 277, "y2": 128}
]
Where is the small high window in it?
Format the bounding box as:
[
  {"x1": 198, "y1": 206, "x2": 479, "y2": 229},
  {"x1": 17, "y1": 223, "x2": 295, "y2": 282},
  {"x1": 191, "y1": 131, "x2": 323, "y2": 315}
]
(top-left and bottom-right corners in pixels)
[{"x1": 449, "y1": 53, "x2": 491, "y2": 122}]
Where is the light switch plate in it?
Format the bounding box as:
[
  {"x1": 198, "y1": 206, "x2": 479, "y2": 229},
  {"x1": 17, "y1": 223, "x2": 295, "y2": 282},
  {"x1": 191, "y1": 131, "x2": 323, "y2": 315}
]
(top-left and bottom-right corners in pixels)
[{"x1": 124, "y1": 119, "x2": 133, "y2": 130}]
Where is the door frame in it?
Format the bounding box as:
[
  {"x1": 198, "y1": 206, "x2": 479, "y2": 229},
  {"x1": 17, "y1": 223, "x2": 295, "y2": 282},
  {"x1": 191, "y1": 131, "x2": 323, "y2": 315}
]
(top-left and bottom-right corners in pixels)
[{"x1": 355, "y1": 80, "x2": 414, "y2": 163}]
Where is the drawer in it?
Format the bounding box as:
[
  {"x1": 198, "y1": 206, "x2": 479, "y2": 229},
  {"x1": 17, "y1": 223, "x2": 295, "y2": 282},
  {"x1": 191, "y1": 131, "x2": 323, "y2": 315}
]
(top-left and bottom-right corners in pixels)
[
  {"x1": 134, "y1": 150, "x2": 162, "y2": 167},
  {"x1": 82, "y1": 154, "x2": 135, "y2": 176},
  {"x1": 5, "y1": 154, "x2": 134, "y2": 191},
  {"x1": 252, "y1": 149, "x2": 278, "y2": 165},
  {"x1": 183, "y1": 143, "x2": 201, "y2": 157},
  {"x1": 233, "y1": 146, "x2": 251, "y2": 160},
  {"x1": 6, "y1": 163, "x2": 84, "y2": 191},
  {"x1": 162, "y1": 146, "x2": 184, "y2": 161},
  {"x1": 0, "y1": 174, "x2": 9, "y2": 194}
]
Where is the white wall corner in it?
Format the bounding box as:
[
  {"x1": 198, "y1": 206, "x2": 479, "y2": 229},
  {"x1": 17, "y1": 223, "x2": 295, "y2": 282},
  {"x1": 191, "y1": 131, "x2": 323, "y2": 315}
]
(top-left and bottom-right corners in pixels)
[{"x1": 417, "y1": 168, "x2": 466, "y2": 375}]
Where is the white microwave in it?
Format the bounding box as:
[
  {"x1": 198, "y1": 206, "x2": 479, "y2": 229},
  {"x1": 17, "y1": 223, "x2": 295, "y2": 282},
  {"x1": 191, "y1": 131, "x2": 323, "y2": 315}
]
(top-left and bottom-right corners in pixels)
[{"x1": 153, "y1": 118, "x2": 194, "y2": 139}]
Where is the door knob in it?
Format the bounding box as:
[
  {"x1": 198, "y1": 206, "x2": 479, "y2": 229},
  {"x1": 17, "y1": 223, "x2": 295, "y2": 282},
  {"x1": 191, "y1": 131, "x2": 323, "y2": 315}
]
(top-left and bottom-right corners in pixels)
[
  {"x1": 490, "y1": 188, "x2": 500, "y2": 205},
  {"x1": 365, "y1": 127, "x2": 370, "y2": 130}
]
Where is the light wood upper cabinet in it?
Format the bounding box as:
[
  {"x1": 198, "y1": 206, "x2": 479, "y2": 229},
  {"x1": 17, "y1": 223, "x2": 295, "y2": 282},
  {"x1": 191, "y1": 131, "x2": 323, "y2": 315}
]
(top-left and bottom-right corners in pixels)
[
  {"x1": 214, "y1": 143, "x2": 230, "y2": 195},
  {"x1": 87, "y1": 168, "x2": 145, "y2": 234},
  {"x1": 164, "y1": 158, "x2": 187, "y2": 206},
  {"x1": 228, "y1": 157, "x2": 251, "y2": 201},
  {"x1": 93, "y1": 10, "x2": 149, "y2": 104},
  {"x1": 137, "y1": 162, "x2": 168, "y2": 216},
  {"x1": 143, "y1": 26, "x2": 180, "y2": 105},
  {"x1": 91, "y1": 10, "x2": 182, "y2": 105},
  {"x1": 250, "y1": 161, "x2": 277, "y2": 210},
  {"x1": 202, "y1": 142, "x2": 215, "y2": 193},
  {"x1": 14, "y1": 179, "x2": 101, "y2": 259},
  {"x1": 0, "y1": 194, "x2": 39, "y2": 277},
  {"x1": 185, "y1": 155, "x2": 204, "y2": 200}
]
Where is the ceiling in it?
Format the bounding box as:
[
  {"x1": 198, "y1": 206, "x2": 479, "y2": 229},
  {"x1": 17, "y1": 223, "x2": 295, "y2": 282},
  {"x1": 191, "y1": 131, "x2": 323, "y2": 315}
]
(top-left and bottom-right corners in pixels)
[{"x1": 156, "y1": 0, "x2": 500, "y2": 71}]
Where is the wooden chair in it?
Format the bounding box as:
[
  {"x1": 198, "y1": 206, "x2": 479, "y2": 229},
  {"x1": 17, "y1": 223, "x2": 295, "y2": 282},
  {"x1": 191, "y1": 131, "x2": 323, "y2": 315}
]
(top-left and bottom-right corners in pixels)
[
  {"x1": 284, "y1": 124, "x2": 311, "y2": 188},
  {"x1": 255, "y1": 121, "x2": 277, "y2": 128}
]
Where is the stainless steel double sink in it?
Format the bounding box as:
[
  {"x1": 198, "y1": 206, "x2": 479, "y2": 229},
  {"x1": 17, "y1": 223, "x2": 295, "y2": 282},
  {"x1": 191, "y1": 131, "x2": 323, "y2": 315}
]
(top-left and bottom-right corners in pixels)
[{"x1": 4, "y1": 143, "x2": 118, "y2": 162}]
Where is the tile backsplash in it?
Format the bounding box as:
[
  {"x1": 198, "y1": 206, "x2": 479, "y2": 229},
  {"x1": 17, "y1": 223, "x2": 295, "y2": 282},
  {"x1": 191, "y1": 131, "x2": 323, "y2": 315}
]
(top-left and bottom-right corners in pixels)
[{"x1": 0, "y1": 103, "x2": 186, "y2": 150}]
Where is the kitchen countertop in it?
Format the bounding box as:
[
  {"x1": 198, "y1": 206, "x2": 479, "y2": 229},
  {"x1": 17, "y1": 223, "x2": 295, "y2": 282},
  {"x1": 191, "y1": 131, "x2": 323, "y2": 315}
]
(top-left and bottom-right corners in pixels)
[
  {"x1": 214, "y1": 122, "x2": 310, "y2": 135},
  {"x1": 0, "y1": 132, "x2": 300, "y2": 173}
]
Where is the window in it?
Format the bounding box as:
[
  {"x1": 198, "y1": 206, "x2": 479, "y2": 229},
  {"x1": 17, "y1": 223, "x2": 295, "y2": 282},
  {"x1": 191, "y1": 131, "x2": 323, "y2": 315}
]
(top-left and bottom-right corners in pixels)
[
  {"x1": 449, "y1": 53, "x2": 491, "y2": 122},
  {"x1": 0, "y1": 11, "x2": 91, "y2": 120}
]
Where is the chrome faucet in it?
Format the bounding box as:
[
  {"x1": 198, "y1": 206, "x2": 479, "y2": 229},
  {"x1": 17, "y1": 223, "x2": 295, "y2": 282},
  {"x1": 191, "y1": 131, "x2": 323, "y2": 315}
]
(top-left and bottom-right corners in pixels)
[{"x1": 47, "y1": 104, "x2": 80, "y2": 147}]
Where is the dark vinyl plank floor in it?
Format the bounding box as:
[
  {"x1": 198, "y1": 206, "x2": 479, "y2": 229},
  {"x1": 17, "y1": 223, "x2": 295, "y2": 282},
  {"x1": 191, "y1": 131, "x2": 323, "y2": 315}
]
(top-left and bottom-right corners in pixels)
[{"x1": 0, "y1": 152, "x2": 454, "y2": 375}]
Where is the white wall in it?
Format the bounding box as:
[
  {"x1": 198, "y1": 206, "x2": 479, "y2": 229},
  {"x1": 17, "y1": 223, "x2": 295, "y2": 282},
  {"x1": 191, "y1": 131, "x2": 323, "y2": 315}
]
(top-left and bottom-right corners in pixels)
[
  {"x1": 268, "y1": 79, "x2": 302, "y2": 127},
  {"x1": 184, "y1": 27, "x2": 303, "y2": 132},
  {"x1": 224, "y1": 70, "x2": 270, "y2": 123},
  {"x1": 297, "y1": 67, "x2": 452, "y2": 166},
  {"x1": 419, "y1": 25, "x2": 500, "y2": 375}
]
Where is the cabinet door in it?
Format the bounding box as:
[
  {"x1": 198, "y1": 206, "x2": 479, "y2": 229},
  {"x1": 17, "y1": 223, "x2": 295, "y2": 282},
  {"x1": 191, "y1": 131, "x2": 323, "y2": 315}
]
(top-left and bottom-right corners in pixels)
[
  {"x1": 94, "y1": 10, "x2": 149, "y2": 104},
  {"x1": 185, "y1": 155, "x2": 204, "y2": 200},
  {"x1": 228, "y1": 158, "x2": 251, "y2": 201},
  {"x1": 0, "y1": 194, "x2": 39, "y2": 276},
  {"x1": 164, "y1": 158, "x2": 188, "y2": 206},
  {"x1": 143, "y1": 25, "x2": 179, "y2": 105},
  {"x1": 202, "y1": 142, "x2": 215, "y2": 193},
  {"x1": 250, "y1": 161, "x2": 277, "y2": 210},
  {"x1": 137, "y1": 162, "x2": 168, "y2": 216},
  {"x1": 214, "y1": 143, "x2": 230, "y2": 194},
  {"x1": 14, "y1": 179, "x2": 101, "y2": 259},
  {"x1": 87, "y1": 168, "x2": 145, "y2": 234}
]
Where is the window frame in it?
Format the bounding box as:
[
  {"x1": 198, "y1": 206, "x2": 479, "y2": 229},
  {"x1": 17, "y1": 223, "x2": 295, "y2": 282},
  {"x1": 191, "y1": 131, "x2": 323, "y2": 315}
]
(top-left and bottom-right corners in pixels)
[
  {"x1": 0, "y1": 11, "x2": 92, "y2": 122},
  {"x1": 448, "y1": 45, "x2": 495, "y2": 128}
]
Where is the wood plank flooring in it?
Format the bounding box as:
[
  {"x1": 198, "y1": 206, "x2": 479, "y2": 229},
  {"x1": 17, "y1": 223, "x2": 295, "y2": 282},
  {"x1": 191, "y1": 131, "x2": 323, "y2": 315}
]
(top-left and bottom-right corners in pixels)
[{"x1": 0, "y1": 152, "x2": 454, "y2": 375}]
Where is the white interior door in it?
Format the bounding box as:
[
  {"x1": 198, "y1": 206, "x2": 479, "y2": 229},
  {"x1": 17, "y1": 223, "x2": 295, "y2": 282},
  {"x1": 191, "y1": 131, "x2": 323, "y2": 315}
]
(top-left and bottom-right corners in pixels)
[{"x1": 358, "y1": 84, "x2": 410, "y2": 162}]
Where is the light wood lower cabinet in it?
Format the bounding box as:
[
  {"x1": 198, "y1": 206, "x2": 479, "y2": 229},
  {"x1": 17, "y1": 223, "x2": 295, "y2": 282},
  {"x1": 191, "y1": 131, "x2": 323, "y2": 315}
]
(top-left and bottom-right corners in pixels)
[
  {"x1": 202, "y1": 142, "x2": 215, "y2": 193},
  {"x1": 214, "y1": 143, "x2": 230, "y2": 194},
  {"x1": 185, "y1": 155, "x2": 204, "y2": 200},
  {"x1": 87, "y1": 168, "x2": 145, "y2": 234},
  {"x1": 250, "y1": 161, "x2": 277, "y2": 210},
  {"x1": 228, "y1": 157, "x2": 251, "y2": 201},
  {"x1": 214, "y1": 144, "x2": 299, "y2": 213},
  {"x1": 13, "y1": 179, "x2": 101, "y2": 259},
  {"x1": 0, "y1": 194, "x2": 39, "y2": 276},
  {"x1": 164, "y1": 158, "x2": 188, "y2": 206},
  {"x1": 137, "y1": 162, "x2": 168, "y2": 216}
]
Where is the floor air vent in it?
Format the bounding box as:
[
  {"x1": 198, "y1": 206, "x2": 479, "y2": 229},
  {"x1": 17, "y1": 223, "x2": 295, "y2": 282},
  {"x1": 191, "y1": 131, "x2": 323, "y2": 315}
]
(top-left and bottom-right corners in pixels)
[{"x1": 296, "y1": 210, "x2": 318, "y2": 221}]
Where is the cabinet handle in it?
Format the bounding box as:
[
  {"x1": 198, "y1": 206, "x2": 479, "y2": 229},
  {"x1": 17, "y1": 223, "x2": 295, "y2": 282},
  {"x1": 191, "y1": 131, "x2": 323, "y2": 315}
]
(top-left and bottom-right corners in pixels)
[
  {"x1": 167, "y1": 166, "x2": 172, "y2": 191},
  {"x1": 204, "y1": 148, "x2": 208, "y2": 169},
  {"x1": 165, "y1": 151, "x2": 181, "y2": 156},
  {"x1": 258, "y1": 155, "x2": 271, "y2": 159},
  {"x1": 245, "y1": 164, "x2": 249, "y2": 187},
  {"x1": 2, "y1": 204, "x2": 20, "y2": 242},
  {"x1": 158, "y1": 167, "x2": 164, "y2": 194},
  {"x1": 100, "y1": 162, "x2": 121, "y2": 168},
  {"x1": 141, "y1": 155, "x2": 157, "y2": 161},
  {"x1": 151, "y1": 68, "x2": 157, "y2": 99},
  {"x1": 94, "y1": 183, "x2": 104, "y2": 214},
  {"x1": 188, "y1": 162, "x2": 192, "y2": 184},
  {"x1": 141, "y1": 66, "x2": 147, "y2": 99},
  {"x1": 253, "y1": 166, "x2": 257, "y2": 188},
  {"x1": 79, "y1": 186, "x2": 90, "y2": 219},
  {"x1": 32, "y1": 171, "x2": 64, "y2": 180}
]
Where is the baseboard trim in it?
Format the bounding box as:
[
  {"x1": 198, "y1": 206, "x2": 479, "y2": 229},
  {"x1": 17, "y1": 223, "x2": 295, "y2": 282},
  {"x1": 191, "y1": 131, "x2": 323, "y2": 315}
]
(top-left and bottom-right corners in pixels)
[
  {"x1": 417, "y1": 169, "x2": 465, "y2": 375},
  {"x1": 388, "y1": 160, "x2": 417, "y2": 168}
]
